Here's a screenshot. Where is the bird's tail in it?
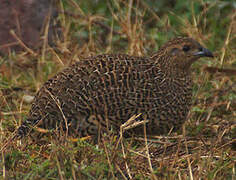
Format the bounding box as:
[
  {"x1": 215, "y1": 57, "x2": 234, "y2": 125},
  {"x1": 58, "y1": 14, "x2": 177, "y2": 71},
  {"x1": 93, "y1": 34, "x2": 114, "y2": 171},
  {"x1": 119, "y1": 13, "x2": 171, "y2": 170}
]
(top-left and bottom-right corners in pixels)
[
  {"x1": 1, "y1": 120, "x2": 31, "y2": 152},
  {"x1": 15, "y1": 121, "x2": 31, "y2": 139}
]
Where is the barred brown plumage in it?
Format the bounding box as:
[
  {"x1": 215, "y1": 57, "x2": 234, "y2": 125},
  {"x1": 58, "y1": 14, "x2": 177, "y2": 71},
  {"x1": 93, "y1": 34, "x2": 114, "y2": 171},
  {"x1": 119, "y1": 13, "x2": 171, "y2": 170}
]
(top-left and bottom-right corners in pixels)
[{"x1": 16, "y1": 37, "x2": 213, "y2": 140}]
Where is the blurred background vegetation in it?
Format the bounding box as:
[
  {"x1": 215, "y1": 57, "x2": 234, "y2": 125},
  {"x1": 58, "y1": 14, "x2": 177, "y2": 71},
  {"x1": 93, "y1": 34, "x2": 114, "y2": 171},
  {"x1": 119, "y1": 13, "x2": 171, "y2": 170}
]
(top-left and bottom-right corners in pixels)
[{"x1": 0, "y1": 0, "x2": 235, "y2": 179}]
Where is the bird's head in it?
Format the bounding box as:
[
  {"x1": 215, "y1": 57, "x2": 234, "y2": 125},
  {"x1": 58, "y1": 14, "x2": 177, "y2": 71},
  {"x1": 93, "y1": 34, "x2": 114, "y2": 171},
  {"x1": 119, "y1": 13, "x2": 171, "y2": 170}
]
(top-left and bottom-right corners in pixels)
[{"x1": 153, "y1": 37, "x2": 214, "y2": 76}]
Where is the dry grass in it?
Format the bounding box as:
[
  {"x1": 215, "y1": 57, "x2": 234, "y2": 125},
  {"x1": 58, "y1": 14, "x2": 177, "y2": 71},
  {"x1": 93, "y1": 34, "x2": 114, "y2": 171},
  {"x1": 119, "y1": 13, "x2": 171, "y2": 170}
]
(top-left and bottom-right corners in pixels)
[{"x1": 0, "y1": 0, "x2": 235, "y2": 179}]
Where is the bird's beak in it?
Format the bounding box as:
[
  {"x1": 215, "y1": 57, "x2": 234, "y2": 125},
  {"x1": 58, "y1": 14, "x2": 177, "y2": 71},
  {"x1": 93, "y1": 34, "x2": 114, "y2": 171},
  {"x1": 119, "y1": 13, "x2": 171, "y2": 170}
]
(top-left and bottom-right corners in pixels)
[{"x1": 194, "y1": 47, "x2": 214, "y2": 58}]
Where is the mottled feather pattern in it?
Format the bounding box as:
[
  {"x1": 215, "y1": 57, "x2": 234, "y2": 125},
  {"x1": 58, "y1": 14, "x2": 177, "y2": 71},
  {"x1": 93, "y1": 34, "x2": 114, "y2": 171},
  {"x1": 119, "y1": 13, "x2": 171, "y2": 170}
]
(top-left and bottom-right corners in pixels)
[{"x1": 17, "y1": 37, "x2": 213, "y2": 139}]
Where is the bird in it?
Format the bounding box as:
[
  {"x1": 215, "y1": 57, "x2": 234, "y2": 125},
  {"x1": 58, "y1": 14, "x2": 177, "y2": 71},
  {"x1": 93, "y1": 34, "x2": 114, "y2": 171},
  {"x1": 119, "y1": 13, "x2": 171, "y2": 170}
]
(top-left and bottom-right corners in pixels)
[{"x1": 16, "y1": 37, "x2": 214, "y2": 140}]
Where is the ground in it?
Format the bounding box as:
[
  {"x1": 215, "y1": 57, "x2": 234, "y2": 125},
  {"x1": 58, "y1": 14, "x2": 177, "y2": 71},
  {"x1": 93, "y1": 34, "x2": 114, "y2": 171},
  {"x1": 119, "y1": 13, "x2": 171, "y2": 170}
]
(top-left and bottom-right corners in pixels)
[{"x1": 0, "y1": 0, "x2": 235, "y2": 179}]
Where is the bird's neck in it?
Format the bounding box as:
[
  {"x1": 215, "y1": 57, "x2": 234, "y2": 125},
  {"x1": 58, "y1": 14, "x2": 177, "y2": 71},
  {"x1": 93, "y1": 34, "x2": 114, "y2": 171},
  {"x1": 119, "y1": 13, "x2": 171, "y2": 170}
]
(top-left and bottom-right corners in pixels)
[
  {"x1": 153, "y1": 56, "x2": 191, "y2": 79},
  {"x1": 170, "y1": 66, "x2": 191, "y2": 79}
]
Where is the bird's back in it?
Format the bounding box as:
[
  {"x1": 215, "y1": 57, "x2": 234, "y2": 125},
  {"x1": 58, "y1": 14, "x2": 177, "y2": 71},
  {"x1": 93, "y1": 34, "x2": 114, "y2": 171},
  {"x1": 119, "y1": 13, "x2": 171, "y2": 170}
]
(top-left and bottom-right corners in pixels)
[{"x1": 17, "y1": 53, "x2": 192, "y2": 139}]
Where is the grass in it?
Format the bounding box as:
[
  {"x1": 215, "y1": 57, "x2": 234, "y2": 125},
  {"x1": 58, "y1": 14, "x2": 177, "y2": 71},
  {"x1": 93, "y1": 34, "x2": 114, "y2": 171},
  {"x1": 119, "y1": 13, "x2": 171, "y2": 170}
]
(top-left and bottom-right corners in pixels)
[{"x1": 0, "y1": 0, "x2": 235, "y2": 179}]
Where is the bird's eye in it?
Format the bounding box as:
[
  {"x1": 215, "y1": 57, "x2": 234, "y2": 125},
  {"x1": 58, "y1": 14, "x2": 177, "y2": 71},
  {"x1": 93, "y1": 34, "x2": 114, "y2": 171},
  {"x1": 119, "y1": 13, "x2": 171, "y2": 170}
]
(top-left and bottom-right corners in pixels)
[{"x1": 182, "y1": 45, "x2": 190, "y2": 52}]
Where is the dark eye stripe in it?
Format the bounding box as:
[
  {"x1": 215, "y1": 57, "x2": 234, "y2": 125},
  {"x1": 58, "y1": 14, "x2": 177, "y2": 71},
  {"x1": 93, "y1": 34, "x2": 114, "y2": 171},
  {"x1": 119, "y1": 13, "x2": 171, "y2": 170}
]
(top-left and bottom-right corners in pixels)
[{"x1": 183, "y1": 45, "x2": 190, "y2": 52}]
